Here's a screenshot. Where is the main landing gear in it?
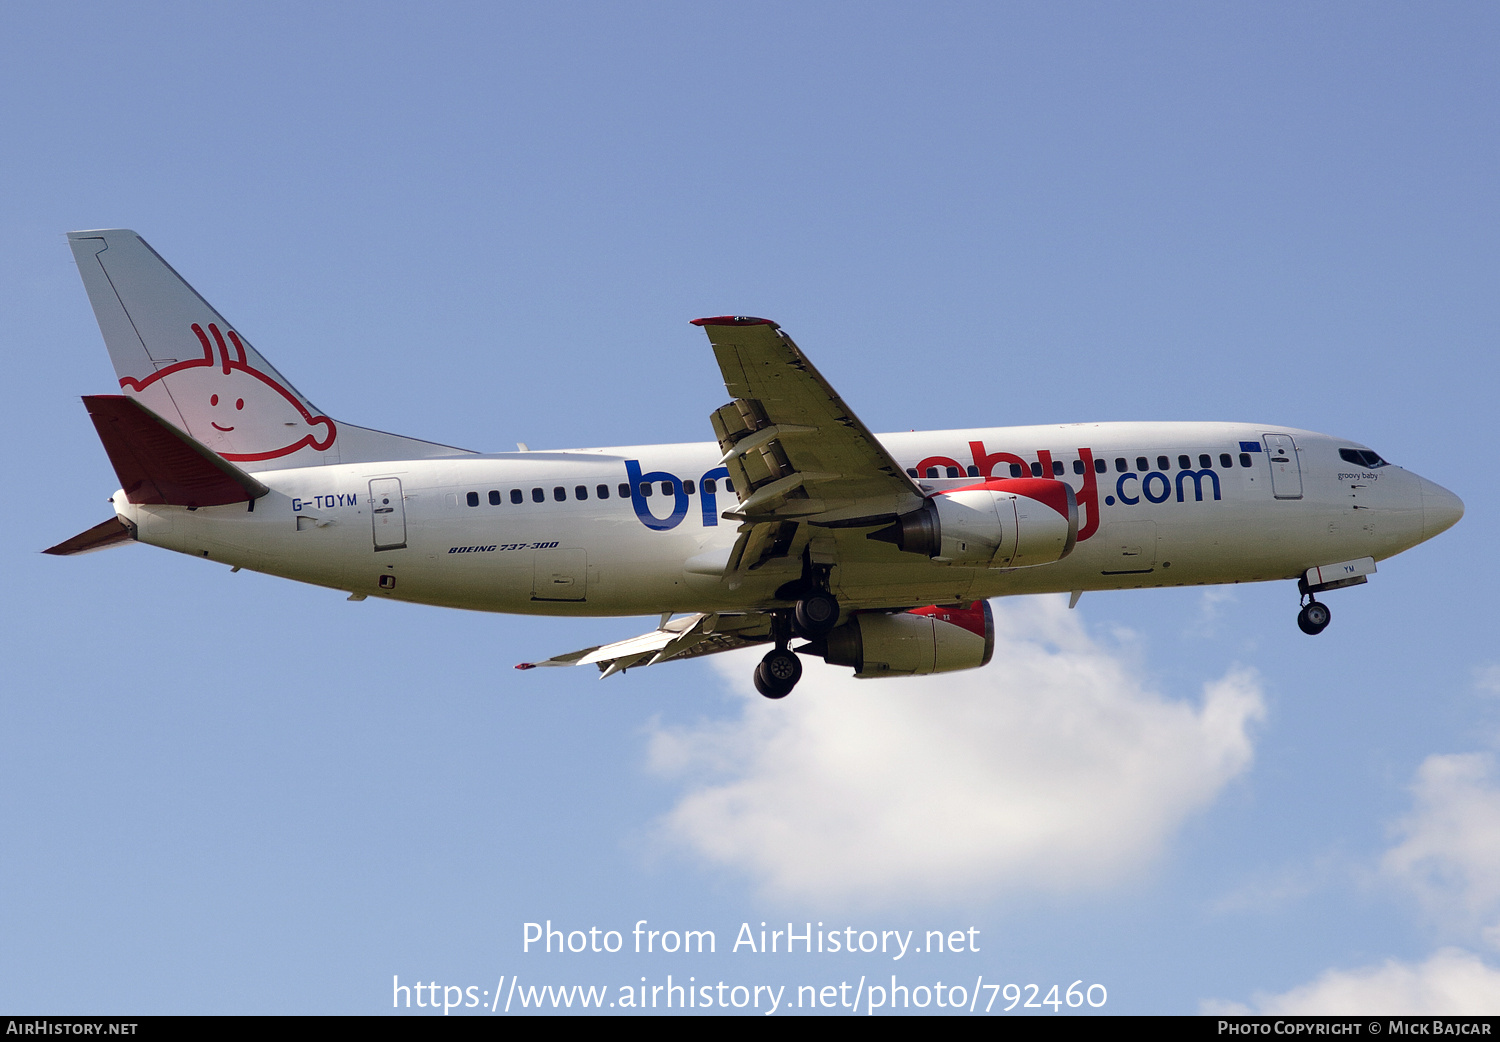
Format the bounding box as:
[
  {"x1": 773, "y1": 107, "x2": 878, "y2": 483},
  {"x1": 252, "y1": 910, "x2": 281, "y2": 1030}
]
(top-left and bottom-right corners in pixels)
[
  {"x1": 753, "y1": 590, "x2": 841, "y2": 699},
  {"x1": 793, "y1": 590, "x2": 840, "y2": 639},
  {"x1": 754, "y1": 648, "x2": 803, "y2": 700}
]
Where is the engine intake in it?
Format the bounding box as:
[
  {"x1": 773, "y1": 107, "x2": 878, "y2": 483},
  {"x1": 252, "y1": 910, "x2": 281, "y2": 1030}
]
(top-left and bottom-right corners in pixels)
[
  {"x1": 823, "y1": 601, "x2": 995, "y2": 678},
  {"x1": 869, "y1": 477, "x2": 1077, "y2": 567}
]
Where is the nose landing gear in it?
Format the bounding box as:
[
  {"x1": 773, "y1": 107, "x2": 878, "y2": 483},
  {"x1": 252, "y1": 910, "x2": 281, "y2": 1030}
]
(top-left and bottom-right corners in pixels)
[
  {"x1": 1297, "y1": 597, "x2": 1331, "y2": 635},
  {"x1": 1295, "y1": 574, "x2": 1336, "y2": 635}
]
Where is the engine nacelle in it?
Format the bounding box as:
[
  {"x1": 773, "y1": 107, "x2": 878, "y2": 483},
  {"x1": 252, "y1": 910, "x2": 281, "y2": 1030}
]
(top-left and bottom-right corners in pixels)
[
  {"x1": 869, "y1": 478, "x2": 1077, "y2": 568},
  {"x1": 823, "y1": 601, "x2": 995, "y2": 678}
]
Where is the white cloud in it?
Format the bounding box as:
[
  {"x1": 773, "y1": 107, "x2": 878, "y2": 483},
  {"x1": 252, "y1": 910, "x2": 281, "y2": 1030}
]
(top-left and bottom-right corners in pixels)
[
  {"x1": 647, "y1": 596, "x2": 1264, "y2": 907},
  {"x1": 1383, "y1": 752, "x2": 1500, "y2": 936},
  {"x1": 1210, "y1": 750, "x2": 1500, "y2": 1013},
  {"x1": 1187, "y1": 587, "x2": 1237, "y2": 637},
  {"x1": 1473, "y1": 665, "x2": 1500, "y2": 698},
  {"x1": 1204, "y1": 948, "x2": 1500, "y2": 1015},
  {"x1": 1206, "y1": 855, "x2": 1341, "y2": 916}
]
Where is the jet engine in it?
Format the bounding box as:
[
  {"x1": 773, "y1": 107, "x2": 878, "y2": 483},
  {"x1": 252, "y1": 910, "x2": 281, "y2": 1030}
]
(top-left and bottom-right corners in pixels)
[
  {"x1": 869, "y1": 477, "x2": 1078, "y2": 567},
  {"x1": 822, "y1": 601, "x2": 995, "y2": 678}
]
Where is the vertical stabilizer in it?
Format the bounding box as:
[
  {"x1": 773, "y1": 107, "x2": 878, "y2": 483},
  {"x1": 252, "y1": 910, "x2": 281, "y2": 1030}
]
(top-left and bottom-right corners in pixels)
[{"x1": 67, "y1": 230, "x2": 474, "y2": 471}]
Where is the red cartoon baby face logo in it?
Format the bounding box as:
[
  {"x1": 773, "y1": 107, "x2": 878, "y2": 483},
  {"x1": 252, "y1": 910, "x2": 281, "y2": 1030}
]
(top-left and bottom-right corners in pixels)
[
  {"x1": 207, "y1": 390, "x2": 244, "y2": 432},
  {"x1": 120, "y1": 323, "x2": 336, "y2": 461}
]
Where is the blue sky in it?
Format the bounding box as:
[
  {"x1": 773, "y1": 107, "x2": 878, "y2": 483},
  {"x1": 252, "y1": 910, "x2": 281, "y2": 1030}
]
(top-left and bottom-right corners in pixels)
[{"x1": 2, "y1": 1, "x2": 1497, "y2": 1015}]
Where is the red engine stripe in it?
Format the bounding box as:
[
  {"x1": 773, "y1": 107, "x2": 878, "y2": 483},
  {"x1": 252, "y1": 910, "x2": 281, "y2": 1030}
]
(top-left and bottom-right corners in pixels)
[
  {"x1": 944, "y1": 476, "x2": 1072, "y2": 519},
  {"x1": 907, "y1": 601, "x2": 989, "y2": 639}
]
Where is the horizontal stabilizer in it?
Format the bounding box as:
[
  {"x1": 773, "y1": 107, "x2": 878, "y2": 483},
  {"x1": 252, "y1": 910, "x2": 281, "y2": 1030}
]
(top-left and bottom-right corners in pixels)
[
  {"x1": 43, "y1": 516, "x2": 135, "y2": 556},
  {"x1": 83, "y1": 395, "x2": 269, "y2": 507}
]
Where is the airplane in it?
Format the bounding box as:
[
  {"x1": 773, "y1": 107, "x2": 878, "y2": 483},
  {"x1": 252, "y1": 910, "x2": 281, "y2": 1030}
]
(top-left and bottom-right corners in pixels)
[{"x1": 47, "y1": 229, "x2": 1465, "y2": 699}]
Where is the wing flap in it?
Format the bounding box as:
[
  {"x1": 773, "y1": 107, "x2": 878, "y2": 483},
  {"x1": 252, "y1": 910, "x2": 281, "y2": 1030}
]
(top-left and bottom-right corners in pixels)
[
  {"x1": 693, "y1": 317, "x2": 928, "y2": 584},
  {"x1": 517, "y1": 613, "x2": 773, "y2": 676},
  {"x1": 695, "y1": 318, "x2": 922, "y2": 526}
]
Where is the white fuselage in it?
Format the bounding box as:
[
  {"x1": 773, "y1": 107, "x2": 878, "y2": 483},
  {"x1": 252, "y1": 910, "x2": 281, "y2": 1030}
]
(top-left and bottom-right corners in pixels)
[{"x1": 112, "y1": 421, "x2": 1455, "y2": 616}]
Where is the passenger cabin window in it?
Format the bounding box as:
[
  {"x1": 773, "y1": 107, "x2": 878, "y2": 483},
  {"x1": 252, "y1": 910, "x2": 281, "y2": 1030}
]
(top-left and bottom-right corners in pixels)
[
  {"x1": 906, "y1": 468, "x2": 918, "y2": 478},
  {"x1": 1219, "y1": 453, "x2": 1233, "y2": 468},
  {"x1": 967, "y1": 465, "x2": 979, "y2": 477},
  {"x1": 1073, "y1": 459, "x2": 1086, "y2": 475},
  {"x1": 724, "y1": 478, "x2": 734, "y2": 493},
  {"x1": 574, "y1": 485, "x2": 588, "y2": 500},
  {"x1": 1179, "y1": 455, "x2": 1192, "y2": 470},
  {"x1": 1115, "y1": 458, "x2": 1127, "y2": 473},
  {"x1": 1051, "y1": 460, "x2": 1064, "y2": 476},
  {"x1": 1010, "y1": 463, "x2": 1024, "y2": 477},
  {"x1": 596, "y1": 484, "x2": 610, "y2": 499},
  {"x1": 946, "y1": 466, "x2": 960, "y2": 478},
  {"x1": 511, "y1": 489, "x2": 523, "y2": 504},
  {"x1": 1199, "y1": 454, "x2": 1212, "y2": 469},
  {"x1": 1094, "y1": 458, "x2": 1107, "y2": 474},
  {"x1": 639, "y1": 482, "x2": 651, "y2": 497},
  {"x1": 1136, "y1": 457, "x2": 1149, "y2": 472},
  {"x1": 1157, "y1": 455, "x2": 1170, "y2": 471},
  {"x1": 466, "y1": 491, "x2": 479, "y2": 507},
  {"x1": 1030, "y1": 462, "x2": 1043, "y2": 477},
  {"x1": 531, "y1": 487, "x2": 545, "y2": 503},
  {"x1": 660, "y1": 481, "x2": 673, "y2": 496},
  {"x1": 925, "y1": 467, "x2": 939, "y2": 478},
  {"x1": 553, "y1": 487, "x2": 566, "y2": 502},
  {"x1": 703, "y1": 478, "x2": 716, "y2": 494},
  {"x1": 684, "y1": 479, "x2": 695, "y2": 495},
  {"x1": 618, "y1": 483, "x2": 630, "y2": 499},
  {"x1": 489, "y1": 490, "x2": 501, "y2": 506},
  {"x1": 1239, "y1": 453, "x2": 1252, "y2": 467}
]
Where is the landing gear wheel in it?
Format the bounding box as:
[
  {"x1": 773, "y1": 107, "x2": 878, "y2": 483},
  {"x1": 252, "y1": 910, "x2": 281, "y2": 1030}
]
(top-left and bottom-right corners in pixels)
[
  {"x1": 793, "y1": 592, "x2": 840, "y2": 638},
  {"x1": 1298, "y1": 600, "x2": 1331, "y2": 635},
  {"x1": 754, "y1": 648, "x2": 803, "y2": 699}
]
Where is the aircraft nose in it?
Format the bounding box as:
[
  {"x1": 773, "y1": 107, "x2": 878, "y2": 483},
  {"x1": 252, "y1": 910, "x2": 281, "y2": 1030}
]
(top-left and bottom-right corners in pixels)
[{"x1": 1420, "y1": 477, "x2": 1464, "y2": 540}]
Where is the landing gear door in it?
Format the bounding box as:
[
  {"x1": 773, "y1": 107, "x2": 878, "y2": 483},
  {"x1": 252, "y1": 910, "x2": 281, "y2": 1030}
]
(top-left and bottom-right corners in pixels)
[
  {"x1": 369, "y1": 477, "x2": 407, "y2": 550},
  {"x1": 1263, "y1": 434, "x2": 1303, "y2": 500}
]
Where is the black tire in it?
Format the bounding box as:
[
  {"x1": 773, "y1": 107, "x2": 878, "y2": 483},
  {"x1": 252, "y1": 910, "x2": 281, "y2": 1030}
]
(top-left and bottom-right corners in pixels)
[
  {"x1": 754, "y1": 649, "x2": 802, "y2": 699},
  {"x1": 1297, "y1": 601, "x2": 1331, "y2": 635},
  {"x1": 794, "y1": 592, "x2": 840, "y2": 638}
]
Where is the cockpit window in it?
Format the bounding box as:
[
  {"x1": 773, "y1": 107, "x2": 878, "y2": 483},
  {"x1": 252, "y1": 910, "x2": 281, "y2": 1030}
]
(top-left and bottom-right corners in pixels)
[{"x1": 1339, "y1": 448, "x2": 1389, "y2": 468}]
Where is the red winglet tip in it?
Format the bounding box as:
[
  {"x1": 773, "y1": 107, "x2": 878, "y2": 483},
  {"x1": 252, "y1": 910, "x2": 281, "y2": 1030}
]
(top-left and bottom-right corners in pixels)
[
  {"x1": 690, "y1": 315, "x2": 777, "y2": 327},
  {"x1": 515, "y1": 662, "x2": 536, "y2": 670}
]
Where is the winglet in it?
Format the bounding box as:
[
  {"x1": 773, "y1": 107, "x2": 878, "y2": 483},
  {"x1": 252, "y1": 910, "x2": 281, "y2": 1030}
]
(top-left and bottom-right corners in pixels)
[
  {"x1": 83, "y1": 394, "x2": 269, "y2": 507},
  {"x1": 690, "y1": 316, "x2": 779, "y2": 327}
]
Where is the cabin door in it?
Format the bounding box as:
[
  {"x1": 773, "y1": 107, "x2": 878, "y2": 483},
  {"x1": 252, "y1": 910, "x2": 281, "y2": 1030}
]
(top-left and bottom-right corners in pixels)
[
  {"x1": 369, "y1": 478, "x2": 408, "y2": 550},
  {"x1": 1263, "y1": 434, "x2": 1304, "y2": 500}
]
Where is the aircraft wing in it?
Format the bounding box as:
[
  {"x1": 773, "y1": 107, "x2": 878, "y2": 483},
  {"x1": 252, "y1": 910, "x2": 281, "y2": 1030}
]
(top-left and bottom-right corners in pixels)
[
  {"x1": 517, "y1": 612, "x2": 773, "y2": 678},
  {"x1": 693, "y1": 317, "x2": 926, "y2": 575}
]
